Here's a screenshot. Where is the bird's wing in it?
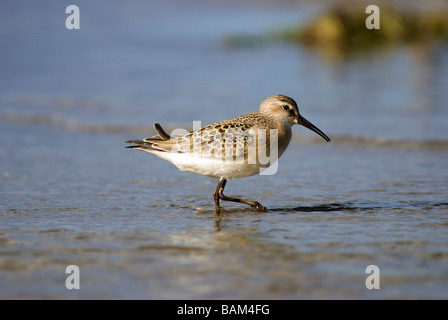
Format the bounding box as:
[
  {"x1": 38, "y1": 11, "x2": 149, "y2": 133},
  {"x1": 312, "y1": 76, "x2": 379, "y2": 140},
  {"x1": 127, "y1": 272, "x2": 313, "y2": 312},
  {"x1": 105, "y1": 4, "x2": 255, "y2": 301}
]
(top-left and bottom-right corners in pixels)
[
  {"x1": 126, "y1": 115, "x2": 268, "y2": 161},
  {"x1": 188, "y1": 114, "x2": 263, "y2": 160}
]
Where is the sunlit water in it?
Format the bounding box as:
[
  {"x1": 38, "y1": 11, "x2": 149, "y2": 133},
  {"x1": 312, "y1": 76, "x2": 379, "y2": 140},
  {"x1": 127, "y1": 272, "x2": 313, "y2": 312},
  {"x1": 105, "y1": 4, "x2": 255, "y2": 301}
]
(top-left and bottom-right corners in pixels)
[{"x1": 1, "y1": 0, "x2": 448, "y2": 299}]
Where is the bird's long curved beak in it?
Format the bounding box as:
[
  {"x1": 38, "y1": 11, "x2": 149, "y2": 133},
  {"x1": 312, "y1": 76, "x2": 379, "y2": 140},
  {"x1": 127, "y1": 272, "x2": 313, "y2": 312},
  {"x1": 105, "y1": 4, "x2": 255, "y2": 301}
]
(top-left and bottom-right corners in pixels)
[{"x1": 297, "y1": 115, "x2": 331, "y2": 142}]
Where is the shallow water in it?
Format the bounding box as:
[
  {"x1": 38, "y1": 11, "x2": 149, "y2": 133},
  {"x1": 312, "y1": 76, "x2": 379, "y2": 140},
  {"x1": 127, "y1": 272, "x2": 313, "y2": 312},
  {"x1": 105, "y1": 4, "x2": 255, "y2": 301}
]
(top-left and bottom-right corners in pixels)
[{"x1": 1, "y1": 0, "x2": 448, "y2": 299}]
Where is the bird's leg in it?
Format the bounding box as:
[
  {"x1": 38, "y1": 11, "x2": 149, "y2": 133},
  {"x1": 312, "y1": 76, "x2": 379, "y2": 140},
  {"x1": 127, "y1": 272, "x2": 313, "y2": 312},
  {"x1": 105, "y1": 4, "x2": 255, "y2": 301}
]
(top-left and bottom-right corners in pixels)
[
  {"x1": 213, "y1": 177, "x2": 226, "y2": 215},
  {"x1": 216, "y1": 178, "x2": 267, "y2": 213}
]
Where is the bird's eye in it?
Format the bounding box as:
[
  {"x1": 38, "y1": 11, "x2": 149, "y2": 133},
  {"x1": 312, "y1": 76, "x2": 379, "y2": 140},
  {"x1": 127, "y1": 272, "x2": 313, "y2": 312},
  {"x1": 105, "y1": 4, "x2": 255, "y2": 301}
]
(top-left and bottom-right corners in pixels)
[{"x1": 282, "y1": 105, "x2": 289, "y2": 110}]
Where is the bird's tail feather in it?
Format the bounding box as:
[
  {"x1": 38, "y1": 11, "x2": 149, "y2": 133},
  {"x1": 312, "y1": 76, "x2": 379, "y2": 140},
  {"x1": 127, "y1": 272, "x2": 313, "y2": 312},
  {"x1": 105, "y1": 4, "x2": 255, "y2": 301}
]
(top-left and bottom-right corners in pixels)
[
  {"x1": 125, "y1": 123, "x2": 174, "y2": 152},
  {"x1": 154, "y1": 123, "x2": 171, "y2": 140}
]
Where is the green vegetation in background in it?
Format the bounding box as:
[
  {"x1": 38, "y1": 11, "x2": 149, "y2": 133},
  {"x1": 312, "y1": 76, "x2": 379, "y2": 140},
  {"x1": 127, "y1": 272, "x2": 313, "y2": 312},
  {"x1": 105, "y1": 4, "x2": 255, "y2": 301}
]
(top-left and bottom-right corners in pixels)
[
  {"x1": 225, "y1": 3, "x2": 448, "y2": 53},
  {"x1": 296, "y1": 4, "x2": 448, "y2": 50}
]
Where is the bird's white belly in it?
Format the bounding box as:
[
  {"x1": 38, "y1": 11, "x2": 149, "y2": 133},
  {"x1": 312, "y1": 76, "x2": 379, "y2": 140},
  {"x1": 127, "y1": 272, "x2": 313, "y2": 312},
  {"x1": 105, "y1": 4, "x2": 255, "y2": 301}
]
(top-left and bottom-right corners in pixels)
[{"x1": 149, "y1": 150, "x2": 263, "y2": 179}]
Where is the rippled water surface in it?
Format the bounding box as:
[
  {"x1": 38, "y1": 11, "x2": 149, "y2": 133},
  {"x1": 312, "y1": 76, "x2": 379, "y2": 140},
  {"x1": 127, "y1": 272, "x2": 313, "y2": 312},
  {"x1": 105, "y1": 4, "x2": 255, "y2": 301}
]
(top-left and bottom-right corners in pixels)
[{"x1": 1, "y1": 0, "x2": 448, "y2": 299}]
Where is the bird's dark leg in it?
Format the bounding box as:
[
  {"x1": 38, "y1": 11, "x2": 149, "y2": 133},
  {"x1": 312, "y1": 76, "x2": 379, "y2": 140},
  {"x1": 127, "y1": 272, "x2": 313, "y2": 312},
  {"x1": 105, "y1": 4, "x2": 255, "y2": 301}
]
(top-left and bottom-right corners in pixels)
[
  {"x1": 213, "y1": 177, "x2": 226, "y2": 215},
  {"x1": 214, "y1": 178, "x2": 267, "y2": 214}
]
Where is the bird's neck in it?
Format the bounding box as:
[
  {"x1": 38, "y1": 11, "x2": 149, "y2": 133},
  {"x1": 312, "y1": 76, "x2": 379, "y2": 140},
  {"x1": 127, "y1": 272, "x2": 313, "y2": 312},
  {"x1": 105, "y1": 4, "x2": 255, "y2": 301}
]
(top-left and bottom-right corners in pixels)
[{"x1": 276, "y1": 124, "x2": 292, "y2": 158}]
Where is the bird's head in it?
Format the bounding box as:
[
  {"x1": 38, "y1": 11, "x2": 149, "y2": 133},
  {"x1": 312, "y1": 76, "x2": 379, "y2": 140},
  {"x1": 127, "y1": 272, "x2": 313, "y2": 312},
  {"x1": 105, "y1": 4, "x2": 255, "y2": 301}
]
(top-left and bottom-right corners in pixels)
[{"x1": 259, "y1": 95, "x2": 330, "y2": 142}]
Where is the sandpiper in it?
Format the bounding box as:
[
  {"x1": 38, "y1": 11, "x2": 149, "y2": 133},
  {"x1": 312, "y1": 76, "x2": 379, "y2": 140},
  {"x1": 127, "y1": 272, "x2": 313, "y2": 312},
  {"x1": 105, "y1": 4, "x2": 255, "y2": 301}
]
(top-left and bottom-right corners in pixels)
[{"x1": 125, "y1": 95, "x2": 330, "y2": 214}]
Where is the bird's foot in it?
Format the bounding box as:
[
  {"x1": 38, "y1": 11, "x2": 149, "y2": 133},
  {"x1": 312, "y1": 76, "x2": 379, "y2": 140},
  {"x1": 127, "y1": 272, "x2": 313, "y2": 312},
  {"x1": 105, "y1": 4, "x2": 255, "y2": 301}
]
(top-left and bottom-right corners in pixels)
[{"x1": 249, "y1": 201, "x2": 268, "y2": 213}]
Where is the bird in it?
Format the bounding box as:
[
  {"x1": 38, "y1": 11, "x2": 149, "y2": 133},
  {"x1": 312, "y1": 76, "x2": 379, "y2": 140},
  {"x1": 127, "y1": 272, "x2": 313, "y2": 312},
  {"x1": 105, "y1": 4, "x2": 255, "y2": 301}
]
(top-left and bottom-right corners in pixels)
[{"x1": 125, "y1": 95, "x2": 330, "y2": 214}]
